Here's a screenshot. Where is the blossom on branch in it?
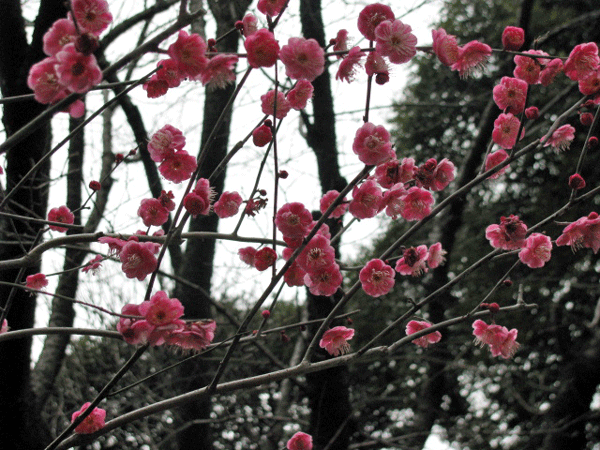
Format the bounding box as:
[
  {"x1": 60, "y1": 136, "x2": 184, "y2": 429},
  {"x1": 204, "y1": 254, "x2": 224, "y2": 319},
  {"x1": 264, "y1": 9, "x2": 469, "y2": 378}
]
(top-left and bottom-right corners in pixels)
[
  {"x1": 472, "y1": 320, "x2": 520, "y2": 359},
  {"x1": 319, "y1": 326, "x2": 355, "y2": 356},
  {"x1": 406, "y1": 320, "x2": 442, "y2": 348},
  {"x1": 359, "y1": 258, "x2": 395, "y2": 297},
  {"x1": 71, "y1": 402, "x2": 106, "y2": 434}
]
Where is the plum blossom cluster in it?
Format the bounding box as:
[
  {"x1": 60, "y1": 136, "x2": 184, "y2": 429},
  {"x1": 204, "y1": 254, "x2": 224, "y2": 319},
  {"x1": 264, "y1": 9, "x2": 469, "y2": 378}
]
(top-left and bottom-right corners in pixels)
[
  {"x1": 395, "y1": 242, "x2": 446, "y2": 276},
  {"x1": 27, "y1": 0, "x2": 112, "y2": 117},
  {"x1": 98, "y1": 234, "x2": 160, "y2": 281},
  {"x1": 485, "y1": 216, "x2": 552, "y2": 268},
  {"x1": 117, "y1": 291, "x2": 216, "y2": 350},
  {"x1": 143, "y1": 30, "x2": 239, "y2": 97},
  {"x1": 148, "y1": 125, "x2": 197, "y2": 184},
  {"x1": 472, "y1": 319, "x2": 520, "y2": 359},
  {"x1": 335, "y1": 3, "x2": 418, "y2": 85}
]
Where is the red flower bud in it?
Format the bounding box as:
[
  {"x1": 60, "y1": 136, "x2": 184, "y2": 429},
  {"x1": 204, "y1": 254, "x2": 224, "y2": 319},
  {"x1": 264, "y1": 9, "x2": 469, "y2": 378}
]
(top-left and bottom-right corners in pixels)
[
  {"x1": 588, "y1": 136, "x2": 598, "y2": 149},
  {"x1": 278, "y1": 170, "x2": 289, "y2": 179},
  {"x1": 569, "y1": 173, "x2": 586, "y2": 190},
  {"x1": 525, "y1": 106, "x2": 539, "y2": 120},
  {"x1": 261, "y1": 310, "x2": 271, "y2": 319},
  {"x1": 503, "y1": 279, "x2": 513, "y2": 287},
  {"x1": 89, "y1": 180, "x2": 101, "y2": 191},
  {"x1": 580, "y1": 112, "x2": 594, "y2": 126}
]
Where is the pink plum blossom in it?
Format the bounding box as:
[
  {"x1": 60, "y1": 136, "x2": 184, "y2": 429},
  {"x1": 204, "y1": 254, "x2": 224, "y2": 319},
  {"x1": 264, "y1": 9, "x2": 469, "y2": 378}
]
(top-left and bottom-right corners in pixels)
[
  {"x1": 555, "y1": 212, "x2": 600, "y2": 253},
  {"x1": 279, "y1": 37, "x2": 325, "y2": 81},
  {"x1": 349, "y1": 180, "x2": 383, "y2": 219},
  {"x1": 138, "y1": 198, "x2": 169, "y2": 227},
  {"x1": 168, "y1": 30, "x2": 208, "y2": 78},
  {"x1": 166, "y1": 320, "x2": 216, "y2": 351},
  {"x1": 71, "y1": 403, "x2": 106, "y2": 434},
  {"x1": 287, "y1": 431, "x2": 313, "y2": 450},
  {"x1": 139, "y1": 291, "x2": 184, "y2": 326},
  {"x1": 451, "y1": 40, "x2": 492, "y2": 78},
  {"x1": 544, "y1": 124, "x2": 575, "y2": 152},
  {"x1": 352, "y1": 122, "x2": 394, "y2": 165},
  {"x1": 431, "y1": 28, "x2": 460, "y2": 66},
  {"x1": 304, "y1": 263, "x2": 343, "y2": 297},
  {"x1": 241, "y1": 14, "x2": 258, "y2": 37},
  {"x1": 472, "y1": 319, "x2": 520, "y2": 359},
  {"x1": 492, "y1": 113, "x2": 520, "y2": 149},
  {"x1": 71, "y1": 0, "x2": 113, "y2": 35},
  {"x1": 406, "y1": 320, "x2": 442, "y2": 348},
  {"x1": 26, "y1": 273, "x2": 49, "y2": 291},
  {"x1": 82, "y1": 255, "x2": 103, "y2": 274},
  {"x1": 501, "y1": 26, "x2": 524, "y2": 51},
  {"x1": 493, "y1": 77, "x2": 528, "y2": 114},
  {"x1": 319, "y1": 190, "x2": 348, "y2": 218},
  {"x1": 257, "y1": 0, "x2": 287, "y2": 17},
  {"x1": 244, "y1": 29, "x2": 280, "y2": 69},
  {"x1": 374, "y1": 19, "x2": 417, "y2": 65},
  {"x1": 513, "y1": 50, "x2": 549, "y2": 84},
  {"x1": 27, "y1": 57, "x2": 65, "y2": 104},
  {"x1": 214, "y1": 191, "x2": 243, "y2": 218},
  {"x1": 287, "y1": 79, "x2": 314, "y2": 110},
  {"x1": 54, "y1": 44, "x2": 102, "y2": 93},
  {"x1": 43, "y1": 18, "x2": 77, "y2": 56},
  {"x1": 519, "y1": 233, "x2": 552, "y2": 268},
  {"x1": 254, "y1": 247, "x2": 277, "y2": 271},
  {"x1": 198, "y1": 54, "x2": 238, "y2": 89},
  {"x1": 238, "y1": 246, "x2": 257, "y2": 266},
  {"x1": 296, "y1": 235, "x2": 336, "y2": 274},
  {"x1": 275, "y1": 202, "x2": 313, "y2": 239},
  {"x1": 539, "y1": 58, "x2": 563, "y2": 86},
  {"x1": 485, "y1": 149, "x2": 509, "y2": 179},
  {"x1": 357, "y1": 3, "x2": 395, "y2": 41},
  {"x1": 395, "y1": 245, "x2": 429, "y2": 276},
  {"x1": 48, "y1": 205, "x2": 75, "y2": 232},
  {"x1": 119, "y1": 241, "x2": 158, "y2": 281},
  {"x1": 563, "y1": 42, "x2": 600, "y2": 81},
  {"x1": 375, "y1": 158, "x2": 415, "y2": 188},
  {"x1": 365, "y1": 50, "x2": 390, "y2": 84},
  {"x1": 261, "y1": 89, "x2": 292, "y2": 119},
  {"x1": 359, "y1": 259, "x2": 395, "y2": 297},
  {"x1": 156, "y1": 59, "x2": 182, "y2": 88},
  {"x1": 252, "y1": 123, "x2": 273, "y2": 147},
  {"x1": 159, "y1": 150, "x2": 197, "y2": 183},
  {"x1": 336, "y1": 46, "x2": 366, "y2": 83},
  {"x1": 399, "y1": 187, "x2": 434, "y2": 221},
  {"x1": 485, "y1": 215, "x2": 528, "y2": 250},
  {"x1": 332, "y1": 29, "x2": 349, "y2": 57},
  {"x1": 381, "y1": 183, "x2": 407, "y2": 220},
  {"x1": 319, "y1": 326, "x2": 355, "y2": 356},
  {"x1": 148, "y1": 124, "x2": 185, "y2": 163},
  {"x1": 427, "y1": 242, "x2": 446, "y2": 269}
]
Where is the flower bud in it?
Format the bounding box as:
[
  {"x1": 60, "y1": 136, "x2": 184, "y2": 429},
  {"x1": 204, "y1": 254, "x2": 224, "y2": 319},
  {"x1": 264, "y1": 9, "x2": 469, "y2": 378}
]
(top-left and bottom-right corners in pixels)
[
  {"x1": 278, "y1": 170, "x2": 289, "y2": 179},
  {"x1": 252, "y1": 124, "x2": 273, "y2": 147},
  {"x1": 580, "y1": 112, "x2": 594, "y2": 126},
  {"x1": 501, "y1": 26, "x2": 525, "y2": 51},
  {"x1": 525, "y1": 106, "x2": 539, "y2": 120},
  {"x1": 503, "y1": 279, "x2": 513, "y2": 287},
  {"x1": 89, "y1": 180, "x2": 101, "y2": 191},
  {"x1": 261, "y1": 310, "x2": 270, "y2": 319},
  {"x1": 569, "y1": 173, "x2": 586, "y2": 190},
  {"x1": 588, "y1": 136, "x2": 598, "y2": 149}
]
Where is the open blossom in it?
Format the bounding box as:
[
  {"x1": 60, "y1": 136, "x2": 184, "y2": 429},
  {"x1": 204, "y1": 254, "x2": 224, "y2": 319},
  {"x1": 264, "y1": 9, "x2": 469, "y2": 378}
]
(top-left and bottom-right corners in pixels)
[
  {"x1": 472, "y1": 320, "x2": 520, "y2": 359},
  {"x1": 431, "y1": 28, "x2": 459, "y2": 66},
  {"x1": 579, "y1": 68, "x2": 600, "y2": 96},
  {"x1": 540, "y1": 58, "x2": 563, "y2": 86},
  {"x1": 214, "y1": 191, "x2": 243, "y2": 218},
  {"x1": 360, "y1": 259, "x2": 395, "y2": 297},
  {"x1": 544, "y1": 124, "x2": 575, "y2": 152},
  {"x1": 374, "y1": 19, "x2": 417, "y2": 65},
  {"x1": 26, "y1": 273, "x2": 49, "y2": 291},
  {"x1": 238, "y1": 246, "x2": 257, "y2": 266},
  {"x1": 159, "y1": 150, "x2": 197, "y2": 183},
  {"x1": 513, "y1": 50, "x2": 549, "y2": 84},
  {"x1": 493, "y1": 77, "x2": 528, "y2": 114},
  {"x1": 254, "y1": 247, "x2": 277, "y2": 271},
  {"x1": 336, "y1": 46, "x2": 366, "y2": 83},
  {"x1": 492, "y1": 113, "x2": 520, "y2": 149},
  {"x1": 357, "y1": 3, "x2": 395, "y2": 41},
  {"x1": 198, "y1": 54, "x2": 238, "y2": 89},
  {"x1": 352, "y1": 122, "x2": 394, "y2": 165},
  {"x1": 156, "y1": 59, "x2": 182, "y2": 88},
  {"x1": 279, "y1": 37, "x2": 325, "y2": 81},
  {"x1": 381, "y1": 183, "x2": 407, "y2": 219},
  {"x1": 139, "y1": 291, "x2": 184, "y2": 326},
  {"x1": 119, "y1": 241, "x2": 158, "y2": 280},
  {"x1": 287, "y1": 79, "x2": 314, "y2": 110},
  {"x1": 27, "y1": 58, "x2": 64, "y2": 104},
  {"x1": 501, "y1": 26, "x2": 524, "y2": 51},
  {"x1": 148, "y1": 125, "x2": 185, "y2": 163},
  {"x1": 332, "y1": 29, "x2": 349, "y2": 57},
  {"x1": 399, "y1": 186, "x2": 434, "y2": 221},
  {"x1": 261, "y1": 89, "x2": 292, "y2": 119},
  {"x1": 451, "y1": 40, "x2": 492, "y2": 78},
  {"x1": 485, "y1": 149, "x2": 509, "y2": 179},
  {"x1": 48, "y1": 205, "x2": 75, "y2": 232},
  {"x1": 166, "y1": 320, "x2": 216, "y2": 351},
  {"x1": 43, "y1": 18, "x2": 77, "y2": 56},
  {"x1": 375, "y1": 158, "x2": 415, "y2": 188},
  {"x1": 519, "y1": 233, "x2": 552, "y2": 268},
  {"x1": 98, "y1": 236, "x2": 127, "y2": 255},
  {"x1": 406, "y1": 320, "x2": 442, "y2": 348},
  {"x1": 241, "y1": 13, "x2": 258, "y2": 36},
  {"x1": 257, "y1": 0, "x2": 287, "y2": 17},
  {"x1": 556, "y1": 212, "x2": 600, "y2": 253},
  {"x1": 71, "y1": 403, "x2": 106, "y2": 434},
  {"x1": 427, "y1": 242, "x2": 446, "y2": 269},
  {"x1": 275, "y1": 202, "x2": 313, "y2": 239},
  {"x1": 54, "y1": 44, "x2": 102, "y2": 93},
  {"x1": 244, "y1": 28, "x2": 280, "y2": 69},
  {"x1": 563, "y1": 42, "x2": 600, "y2": 81},
  {"x1": 319, "y1": 326, "x2": 355, "y2": 356},
  {"x1": 349, "y1": 180, "x2": 383, "y2": 219},
  {"x1": 168, "y1": 30, "x2": 208, "y2": 78},
  {"x1": 143, "y1": 76, "x2": 168, "y2": 98},
  {"x1": 138, "y1": 198, "x2": 169, "y2": 227},
  {"x1": 82, "y1": 255, "x2": 103, "y2": 274},
  {"x1": 297, "y1": 235, "x2": 336, "y2": 274},
  {"x1": 395, "y1": 245, "x2": 429, "y2": 276},
  {"x1": 184, "y1": 178, "x2": 215, "y2": 217},
  {"x1": 72, "y1": 0, "x2": 113, "y2": 35},
  {"x1": 320, "y1": 190, "x2": 348, "y2": 218},
  {"x1": 304, "y1": 263, "x2": 343, "y2": 296},
  {"x1": 485, "y1": 215, "x2": 528, "y2": 250},
  {"x1": 287, "y1": 431, "x2": 313, "y2": 450}
]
